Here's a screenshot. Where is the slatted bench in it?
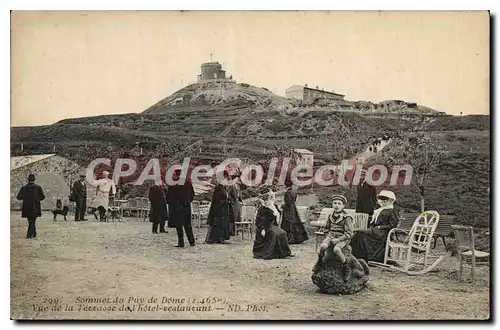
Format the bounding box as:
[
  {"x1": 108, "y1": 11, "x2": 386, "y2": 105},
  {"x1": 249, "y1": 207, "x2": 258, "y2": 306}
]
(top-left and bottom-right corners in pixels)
[{"x1": 399, "y1": 212, "x2": 455, "y2": 249}]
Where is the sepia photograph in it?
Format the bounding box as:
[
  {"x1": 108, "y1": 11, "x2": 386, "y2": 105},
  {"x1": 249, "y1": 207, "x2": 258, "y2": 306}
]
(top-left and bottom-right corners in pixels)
[{"x1": 9, "y1": 10, "x2": 490, "y2": 320}]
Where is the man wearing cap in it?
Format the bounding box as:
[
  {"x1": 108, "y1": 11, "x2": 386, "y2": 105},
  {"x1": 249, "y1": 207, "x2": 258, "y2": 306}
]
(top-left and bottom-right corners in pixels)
[
  {"x1": 91, "y1": 170, "x2": 116, "y2": 221},
  {"x1": 71, "y1": 173, "x2": 88, "y2": 221},
  {"x1": 315, "y1": 194, "x2": 354, "y2": 280},
  {"x1": 16, "y1": 174, "x2": 45, "y2": 238}
]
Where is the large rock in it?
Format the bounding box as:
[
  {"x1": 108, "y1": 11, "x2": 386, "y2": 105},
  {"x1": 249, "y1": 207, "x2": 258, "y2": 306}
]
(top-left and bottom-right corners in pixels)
[{"x1": 311, "y1": 244, "x2": 370, "y2": 295}]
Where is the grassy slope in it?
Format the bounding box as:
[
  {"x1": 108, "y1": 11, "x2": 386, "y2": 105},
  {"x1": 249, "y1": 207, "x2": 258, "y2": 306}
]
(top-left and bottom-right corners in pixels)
[{"x1": 11, "y1": 107, "x2": 490, "y2": 230}]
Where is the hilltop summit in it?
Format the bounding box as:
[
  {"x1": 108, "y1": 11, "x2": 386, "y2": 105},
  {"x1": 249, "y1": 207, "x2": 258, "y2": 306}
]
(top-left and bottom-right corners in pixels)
[
  {"x1": 143, "y1": 80, "x2": 291, "y2": 115},
  {"x1": 142, "y1": 59, "x2": 446, "y2": 116},
  {"x1": 143, "y1": 79, "x2": 446, "y2": 116}
]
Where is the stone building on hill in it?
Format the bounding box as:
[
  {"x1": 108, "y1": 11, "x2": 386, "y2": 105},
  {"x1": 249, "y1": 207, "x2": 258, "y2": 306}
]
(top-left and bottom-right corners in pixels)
[
  {"x1": 286, "y1": 85, "x2": 345, "y2": 102},
  {"x1": 197, "y1": 61, "x2": 235, "y2": 82}
]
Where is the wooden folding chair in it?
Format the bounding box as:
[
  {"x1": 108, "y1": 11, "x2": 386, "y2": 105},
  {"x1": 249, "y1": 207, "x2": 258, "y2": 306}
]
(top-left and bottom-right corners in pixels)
[
  {"x1": 191, "y1": 201, "x2": 202, "y2": 228},
  {"x1": 141, "y1": 198, "x2": 151, "y2": 221},
  {"x1": 235, "y1": 205, "x2": 257, "y2": 239},
  {"x1": 451, "y1": 225, "x2": 490, "y2": 283}
]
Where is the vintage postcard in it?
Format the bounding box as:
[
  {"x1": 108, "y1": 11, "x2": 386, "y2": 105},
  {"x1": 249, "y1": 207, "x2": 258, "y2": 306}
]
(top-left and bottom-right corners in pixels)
[{"x1": 10, "y1": 11, "x2": 490, "y2": 320}]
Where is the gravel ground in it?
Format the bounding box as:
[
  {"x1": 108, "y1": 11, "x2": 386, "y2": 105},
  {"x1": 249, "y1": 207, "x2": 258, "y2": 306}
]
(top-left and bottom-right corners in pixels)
[{"x1": 10, "y1": 213, "x2": 490, "y2": 320}]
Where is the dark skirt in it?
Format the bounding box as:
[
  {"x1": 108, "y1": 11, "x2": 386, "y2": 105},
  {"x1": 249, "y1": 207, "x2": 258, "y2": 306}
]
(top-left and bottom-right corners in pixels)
[
  {"x1": 350, "y1": 230, "x2": 389, "y2": 262},
  {"x1": 253, "y1": 225, "x2": 292, "y2": 259},
  {"x1": 281, "y1": 218, "x2": 308, "y2": 244},
  {"x1": 205, "y1": 205, "x2": 231, "y2": 244},
  {"x1": 205, "y1": 219, "x2": 230, "y2": 244}
]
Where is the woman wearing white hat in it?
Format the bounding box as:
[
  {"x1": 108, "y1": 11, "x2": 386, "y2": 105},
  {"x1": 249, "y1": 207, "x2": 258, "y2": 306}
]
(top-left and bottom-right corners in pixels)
[
  {"x1": 350, "y1": 189, "x2": 399, "y2": 262},
  {"x1": 91, "y1": 170, "x2": 116, "y2": 221}
]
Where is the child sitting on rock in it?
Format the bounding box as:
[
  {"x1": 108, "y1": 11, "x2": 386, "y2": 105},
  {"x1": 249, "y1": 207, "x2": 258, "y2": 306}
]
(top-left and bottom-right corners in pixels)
[{"x1": 315, "y1": 195, "x2": 354, "y2": 280}]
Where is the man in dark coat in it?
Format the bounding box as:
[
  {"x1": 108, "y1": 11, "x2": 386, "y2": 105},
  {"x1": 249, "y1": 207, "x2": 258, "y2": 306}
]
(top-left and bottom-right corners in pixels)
[
  {"x1": 355, "y1": 170, "x2": 377, "y2": 217},
  {"x1": 71, "y1": 173, "x2": 88, "y2": 221},
  {"x1": 148, "y1": 183, "x2": 168, "y2": 234},
  {"x1": 166, "y1": 171, "x2": 196, "y2": 247},
  {"x1": 16, "y1": 174, "x2": 45, "y2": 239}
]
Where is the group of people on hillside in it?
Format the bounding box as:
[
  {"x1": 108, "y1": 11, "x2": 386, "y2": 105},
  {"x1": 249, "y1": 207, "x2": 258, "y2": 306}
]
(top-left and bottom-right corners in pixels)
[
  {"x1": 147, "y1": 169, "x2": 196, "y2": 248},
  {"x1": 68, "y1": 170, "x2": 117, "y2": 222},
  {"x1": 368, "y1": 134, "x2": 392, "y2": 153},
  {"x1": 247, "y1": 168, "x2": 399, "y2": 276},
  {"x1": 202, "y1": 171, "x2": 309, "y2": 253},
  {"x1": 146, "y1": 169, "x2": 310, "y2": 250},
  {"x1": 15, "y1": 171, "x2": 118, "y2": 238},
  {"x1": 16, "y1": 167, "x2": 399, "y2": 270},
  {"x1": 16, "y1": 169, "x2": 197, "y2": 248}
]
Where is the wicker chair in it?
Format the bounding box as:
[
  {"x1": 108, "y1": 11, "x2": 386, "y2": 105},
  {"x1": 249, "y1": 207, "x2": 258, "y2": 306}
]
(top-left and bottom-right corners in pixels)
[
  {"x1": 353, "y1": 213, "x2": 369, "y2": 231},
  {"x1": 370, "y1": 211, "x2": 448, "y2": 275}
]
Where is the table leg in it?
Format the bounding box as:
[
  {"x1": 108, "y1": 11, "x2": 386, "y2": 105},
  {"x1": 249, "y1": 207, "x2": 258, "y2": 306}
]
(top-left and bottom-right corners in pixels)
[{"x1": 441, "y1": 236, "x2": 448, "y2": 249}]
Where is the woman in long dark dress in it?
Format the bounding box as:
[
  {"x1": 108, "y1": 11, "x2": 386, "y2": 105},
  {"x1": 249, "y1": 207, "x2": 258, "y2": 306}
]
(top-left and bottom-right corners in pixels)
[
  {"x1": 350, "y1": 190, "x2": 399, "y2": 262},
  {"x1": 227, "y1": 177, "x2": 242, "y2": 237},
  {"x1": 205, "y1": 182, "x2": 231, "y2": 244},
  {"x1": 280, "y1": 181, "x2": 308, "y2": 244},
  {"x1": 253, "y1": 188, "x2": 294, "y2": 259}
]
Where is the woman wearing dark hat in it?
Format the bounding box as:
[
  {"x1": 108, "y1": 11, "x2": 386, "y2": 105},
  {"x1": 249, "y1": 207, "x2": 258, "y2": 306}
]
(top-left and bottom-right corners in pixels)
[
  {"x1": 350, "y1": 190, "x2": 399, "y2": 262},
  {"x1": 205, "y1": 171, "x2": 231, "y2": 244},
  {"x1": 253, "y1": 187, "x2": 294, "y2": 259},
  {"x1": 16, "y1": 174, "x2": 45, "y2": 238},
  {"x1": 280, "y1": 179, "x2": 308, "y2": 244}
]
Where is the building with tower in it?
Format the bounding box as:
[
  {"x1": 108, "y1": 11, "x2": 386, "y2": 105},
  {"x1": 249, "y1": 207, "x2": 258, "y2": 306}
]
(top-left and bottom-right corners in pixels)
[{"x1": 197, "y1": 57, "x2": 234, "y2": 82}]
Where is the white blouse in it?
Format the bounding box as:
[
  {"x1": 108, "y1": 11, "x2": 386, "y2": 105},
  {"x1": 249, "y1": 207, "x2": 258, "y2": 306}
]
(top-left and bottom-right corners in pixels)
[{"x1": 94, "y1": 178, "x2": 116, "y2": 195}]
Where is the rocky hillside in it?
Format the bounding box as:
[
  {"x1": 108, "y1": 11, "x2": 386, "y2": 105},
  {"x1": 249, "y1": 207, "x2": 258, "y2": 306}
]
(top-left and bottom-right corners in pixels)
[
  {"x1": 143, "y1": 81, "x2": 291, "y2": 114},
  {"x1": 142, "y1": 81, "x2": 446, "y2": 116}
]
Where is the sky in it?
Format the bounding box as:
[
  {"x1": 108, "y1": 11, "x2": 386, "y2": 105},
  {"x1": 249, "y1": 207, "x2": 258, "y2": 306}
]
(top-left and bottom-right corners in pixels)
[{"x1": 11, "y1": 11, "x2": 489, "y2": 127}]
